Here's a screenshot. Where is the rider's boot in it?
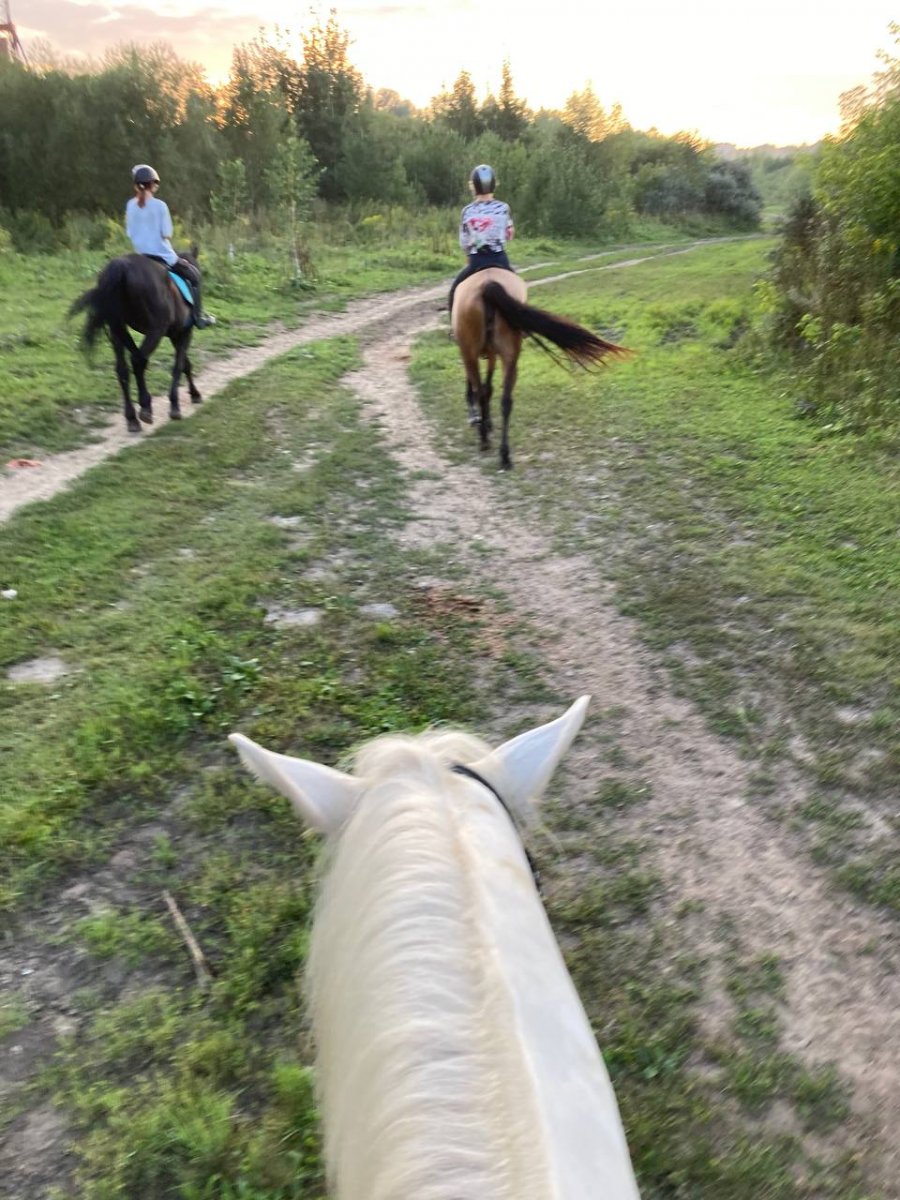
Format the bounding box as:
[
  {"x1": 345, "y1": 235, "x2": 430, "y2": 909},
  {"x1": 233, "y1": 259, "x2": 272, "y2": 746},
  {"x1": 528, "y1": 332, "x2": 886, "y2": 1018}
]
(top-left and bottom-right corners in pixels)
[{"x1": 189, "y1": 281, "x2": 216, "y2": 329}]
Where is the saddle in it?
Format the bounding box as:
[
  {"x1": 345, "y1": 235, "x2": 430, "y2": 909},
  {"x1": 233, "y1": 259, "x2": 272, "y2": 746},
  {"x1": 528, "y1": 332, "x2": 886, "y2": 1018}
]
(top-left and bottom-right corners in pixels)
[{"x1": 167, "y1": 272, "x2": 193, "y2": 306}]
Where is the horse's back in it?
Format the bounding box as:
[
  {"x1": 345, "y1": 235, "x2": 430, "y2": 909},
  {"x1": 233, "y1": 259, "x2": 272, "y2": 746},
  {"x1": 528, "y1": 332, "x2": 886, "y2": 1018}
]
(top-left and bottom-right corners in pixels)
[
  {"x1": 93, "y1": 253, "x2": 180, "y2": 335},
  {"x1": 452, "y1": 268, "x2": 526, "y2": 346}
]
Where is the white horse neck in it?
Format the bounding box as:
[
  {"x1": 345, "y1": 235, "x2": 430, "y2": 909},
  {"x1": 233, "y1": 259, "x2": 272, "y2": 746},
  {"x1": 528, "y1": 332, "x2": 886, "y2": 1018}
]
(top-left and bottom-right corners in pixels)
[{"x1": 305, "y1": 736, "x2": 640, "y2": 1200}]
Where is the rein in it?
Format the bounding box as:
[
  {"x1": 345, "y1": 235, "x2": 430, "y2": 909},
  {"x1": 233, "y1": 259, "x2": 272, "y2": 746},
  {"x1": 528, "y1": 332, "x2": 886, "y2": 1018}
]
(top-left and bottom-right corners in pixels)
[{"x1": 450, "y1": 763, "x2": 543, "y2": 895}]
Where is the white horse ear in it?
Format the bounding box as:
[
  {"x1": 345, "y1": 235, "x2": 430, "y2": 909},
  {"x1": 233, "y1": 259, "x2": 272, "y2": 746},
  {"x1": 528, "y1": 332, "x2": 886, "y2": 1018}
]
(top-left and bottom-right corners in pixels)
[
  {"x1": 229, "y1": 732, "x2": 362, "y2": 834},
  {"x1": 467, "y1": 696, "x2": 590, "y2": 814}
]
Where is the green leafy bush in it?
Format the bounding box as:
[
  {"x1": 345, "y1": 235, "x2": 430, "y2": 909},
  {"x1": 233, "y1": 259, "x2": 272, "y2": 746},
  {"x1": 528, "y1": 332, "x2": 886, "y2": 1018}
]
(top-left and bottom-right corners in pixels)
[{"x1": 759, "y1": 28, "x2": 900, "y2": 431}]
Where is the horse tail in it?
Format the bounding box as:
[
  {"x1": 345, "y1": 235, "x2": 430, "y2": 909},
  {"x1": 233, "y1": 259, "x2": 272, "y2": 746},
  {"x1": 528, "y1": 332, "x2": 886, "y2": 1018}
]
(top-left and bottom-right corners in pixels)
[
  {"x1": 481, "y1": 280, "x2": 630, "y2": 368},
  {"x1": 68, "y1": 258, "x2": 130, "y2": 352}
]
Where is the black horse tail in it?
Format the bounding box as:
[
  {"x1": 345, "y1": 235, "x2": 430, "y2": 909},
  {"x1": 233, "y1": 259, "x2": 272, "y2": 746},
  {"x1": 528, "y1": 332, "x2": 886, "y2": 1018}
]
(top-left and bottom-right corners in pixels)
[
  {"x1": 69, "y1": 257, "x2": 130, "y2": 352},
  {"x1": 481, "y1": 280, "x2": 630, "y2": 368}
]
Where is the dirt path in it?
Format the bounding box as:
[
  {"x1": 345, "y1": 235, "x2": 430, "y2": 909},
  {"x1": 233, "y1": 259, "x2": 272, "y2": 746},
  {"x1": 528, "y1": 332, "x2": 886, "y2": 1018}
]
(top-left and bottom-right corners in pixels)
[
  {"x1": 3, "y1": 244, "x2": 897, "y2": 1190},
  {"x1": 345, "y1": 331, "x2": 900, "y2": 1190}
]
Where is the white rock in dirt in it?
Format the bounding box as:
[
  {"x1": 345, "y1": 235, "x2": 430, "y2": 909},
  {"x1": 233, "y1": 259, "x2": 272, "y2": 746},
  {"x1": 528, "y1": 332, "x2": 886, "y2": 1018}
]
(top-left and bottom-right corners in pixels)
[
  {"x1": 360, "y1": 603, "x2": 399, "y2": 620},
  {"x1": 264, "y1": 606, "x2": 322, "y2": 628},
  {"x1": 7, "y1": 657, "x2": 70, "y2": 685}
]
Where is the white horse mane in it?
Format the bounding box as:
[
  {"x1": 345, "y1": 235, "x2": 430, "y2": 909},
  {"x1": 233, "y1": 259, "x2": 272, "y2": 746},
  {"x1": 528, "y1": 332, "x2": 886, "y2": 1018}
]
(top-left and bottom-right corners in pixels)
[
  {"x1": 310, "y1": 733, "x2": 542, "y2": 1200},
  {"x1": 231, "y1": 701, "x2": 640, "y2": 1200}
]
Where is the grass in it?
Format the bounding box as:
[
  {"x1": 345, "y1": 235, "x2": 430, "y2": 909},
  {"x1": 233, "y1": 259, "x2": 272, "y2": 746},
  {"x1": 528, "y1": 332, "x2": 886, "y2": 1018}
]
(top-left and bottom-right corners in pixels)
[
  {"x1": 2, "y1": 334, "x2": 514, "y2": 1197},
  {"x1": 1, "y1": 234, "x2": 893, "y2": 1198},
  {"x1": 412, "y1": 236, "x2": 900, "y2": 914},
  {"x1": 542, "y1": 804, "x2": 866, "y2": 1198}
]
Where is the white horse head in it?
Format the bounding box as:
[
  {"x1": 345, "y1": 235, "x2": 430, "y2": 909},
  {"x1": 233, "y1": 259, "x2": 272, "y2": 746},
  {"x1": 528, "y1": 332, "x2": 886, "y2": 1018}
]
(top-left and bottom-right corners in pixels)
[{"x1": 230, "y1": 697, "x2": 640, "y2": 1200}]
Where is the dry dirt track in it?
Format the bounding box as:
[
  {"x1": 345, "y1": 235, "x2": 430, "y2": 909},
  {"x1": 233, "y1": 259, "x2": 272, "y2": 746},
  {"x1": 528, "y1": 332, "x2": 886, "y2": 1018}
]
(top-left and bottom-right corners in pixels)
[{"x1": 3, "y1": 253, "x2": 899, "y2": 1192}]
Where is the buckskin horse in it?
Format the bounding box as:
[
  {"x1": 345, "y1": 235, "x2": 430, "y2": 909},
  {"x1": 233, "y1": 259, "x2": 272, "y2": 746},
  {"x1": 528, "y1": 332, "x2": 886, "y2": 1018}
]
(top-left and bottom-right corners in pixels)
[
  {"x1": 452, "y1": 268, "x2": 629, "y2": 469},
  {"x1": 70, "y1": 252, "x2": 202, "y2": 432},
  {"x1": 230, "y1": 697, "x2": 641, "y2": 1200}
]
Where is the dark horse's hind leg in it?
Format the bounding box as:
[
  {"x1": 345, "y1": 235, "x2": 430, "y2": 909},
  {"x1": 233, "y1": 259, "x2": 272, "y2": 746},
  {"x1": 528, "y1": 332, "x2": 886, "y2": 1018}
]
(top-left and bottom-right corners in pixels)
[
  {"x1": 167, "y1": 329, "x2": 195, "y2": 420},
  {"x1": 183, "y1": 351, "x2": 202, "y2": 406},
  {"x1": 110, "y1": 326, "x2": 142, "y2": 433}
]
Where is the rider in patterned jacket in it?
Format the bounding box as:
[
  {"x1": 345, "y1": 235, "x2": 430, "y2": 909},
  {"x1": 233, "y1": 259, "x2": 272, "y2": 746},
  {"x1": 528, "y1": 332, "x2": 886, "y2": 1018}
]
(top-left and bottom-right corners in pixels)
[{"x1": 447, "y1": 164, "x2": 516, "y2": 316}]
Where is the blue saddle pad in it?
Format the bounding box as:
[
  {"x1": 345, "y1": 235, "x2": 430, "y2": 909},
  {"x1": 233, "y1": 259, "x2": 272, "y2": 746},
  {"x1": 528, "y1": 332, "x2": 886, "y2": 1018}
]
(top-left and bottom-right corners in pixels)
[{"x1": 168, "y1": 272, "x2": 193, "y2": 306}]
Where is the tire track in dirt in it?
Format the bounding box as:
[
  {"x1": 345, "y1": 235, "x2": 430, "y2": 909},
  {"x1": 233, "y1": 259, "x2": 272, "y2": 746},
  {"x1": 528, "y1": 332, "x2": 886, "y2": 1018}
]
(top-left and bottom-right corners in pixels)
[{"x1": 345, "y1": 329, "x2": 900, "y2": 1191}]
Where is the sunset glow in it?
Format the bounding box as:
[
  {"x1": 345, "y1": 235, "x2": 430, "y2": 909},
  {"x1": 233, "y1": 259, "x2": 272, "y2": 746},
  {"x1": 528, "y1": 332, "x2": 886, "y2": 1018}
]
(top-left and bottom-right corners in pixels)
[{"x1": 21, "y1": 0, "x2": 898, "y2": 146}]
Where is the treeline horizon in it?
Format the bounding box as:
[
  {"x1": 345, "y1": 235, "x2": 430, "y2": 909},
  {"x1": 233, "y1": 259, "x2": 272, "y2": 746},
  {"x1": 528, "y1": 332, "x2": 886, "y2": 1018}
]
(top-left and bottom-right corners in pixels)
[
  {"x1": 2, "y1": 16, "x2": 896, "y2": 433},
  {"x1": 0, "y1": 13, "x2": 763, "y2": 249}
]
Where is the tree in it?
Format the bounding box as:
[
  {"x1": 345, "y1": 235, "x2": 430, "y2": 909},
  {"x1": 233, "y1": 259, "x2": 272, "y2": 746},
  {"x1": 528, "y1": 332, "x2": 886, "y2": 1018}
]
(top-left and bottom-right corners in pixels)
[
  {"x1": 220, "y1": 41, "x2": 294, "y2": 211},
  {"x1": 370, "y1": 87, "x2": 416, "y2": 117},
  {"x1": 761, "y1": 26, "x2": 900, "y2": 429},
  {"x1": 563, "y1": 83, "x2": 608, "y2": 141},
  {"x1": 703, "y1": 160, "x2": 762, "y2": 227},
  {"x1": 516, "y1": 120, "x2": 608, "y2": 236},
  {"x1": 433, "y1": 71, "x2": 483, "y2": 141},
  {"x1": 265, "y1": 133, "x2": 318, "y2": 279},
  {"x1": 210, "y1": 158, "x2": 250, "y2": 241},
  {"x1": 401, "y1": 120, "x2": 469, "y2": 205},
  {"x1": 482, "y1": 61, "x2": 530, "y2": 142},
  {"x1": 333, "y1": 104, "x2": 408, "y2": 205},
  {"x1": 292, "y1": 11, "x2": 363, "y2": 196}
]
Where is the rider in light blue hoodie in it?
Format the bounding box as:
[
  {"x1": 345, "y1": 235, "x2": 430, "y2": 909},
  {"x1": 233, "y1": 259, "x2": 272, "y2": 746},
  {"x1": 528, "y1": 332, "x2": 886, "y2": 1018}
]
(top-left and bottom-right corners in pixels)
[{"x1": 125, "y1": 164, "x2": 215, "y2": 329}]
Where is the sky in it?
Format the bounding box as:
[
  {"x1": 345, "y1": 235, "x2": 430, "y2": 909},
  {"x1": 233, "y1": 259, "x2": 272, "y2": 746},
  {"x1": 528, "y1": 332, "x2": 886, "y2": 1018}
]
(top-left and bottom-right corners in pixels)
[{"x1": 16, "y1": 0, "x2": 898, "y2": 147}]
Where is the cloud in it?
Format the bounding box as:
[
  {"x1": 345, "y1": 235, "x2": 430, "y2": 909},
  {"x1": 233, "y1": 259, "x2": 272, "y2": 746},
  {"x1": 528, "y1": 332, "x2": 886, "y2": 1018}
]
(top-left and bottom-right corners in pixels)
[{"x1": 21, "y1": 0, "x2": 261, "y2": 72}]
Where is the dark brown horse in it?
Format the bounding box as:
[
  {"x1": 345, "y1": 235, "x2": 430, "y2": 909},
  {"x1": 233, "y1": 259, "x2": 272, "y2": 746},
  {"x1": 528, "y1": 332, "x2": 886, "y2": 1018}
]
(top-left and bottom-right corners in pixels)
[
  {"x1": 70, "y1": 253, "x2": 202, "y2": 432},
  {"x1": 451, "y1": 269, "x2": 629, "y2": 469}
]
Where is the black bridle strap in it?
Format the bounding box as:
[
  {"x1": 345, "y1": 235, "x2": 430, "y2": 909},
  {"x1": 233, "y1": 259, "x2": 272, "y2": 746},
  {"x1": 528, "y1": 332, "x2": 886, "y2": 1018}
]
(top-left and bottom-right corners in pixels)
[{"x1": 450, "y1": 763, "x2": 543, "y2": 895}]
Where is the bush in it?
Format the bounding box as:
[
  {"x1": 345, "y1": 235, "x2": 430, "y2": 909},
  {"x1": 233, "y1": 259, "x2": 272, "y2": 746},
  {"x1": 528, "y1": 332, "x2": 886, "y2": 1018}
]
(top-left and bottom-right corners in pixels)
[
  {"x1": 5, "y1": 209, "x2": 60, "y2": 254},
  {"x1": 757, "y1": 32, "x2": 900, "y2": 432},
  {"x1": 59, "y1": 212, "x2": 112, "y2": 252}
]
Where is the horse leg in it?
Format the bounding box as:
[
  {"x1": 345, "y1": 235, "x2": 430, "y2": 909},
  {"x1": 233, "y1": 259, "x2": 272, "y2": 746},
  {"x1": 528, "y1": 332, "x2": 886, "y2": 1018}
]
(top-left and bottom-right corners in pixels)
[
  {"x1": 167, "y1": 332, "x2": 191, "y2": 419},
  {"x1": 111, "y1": 330, "x2": 141, "y2": 433},
  {"x1": 465, "y1": 378, "x2": 479, "y2": 426},
  {"x1": 461, "y1": 353, "x2": 490, "y2": 451},
  {"x1": 183, "y1": 346, "x2": 202, "y2": 405},
  {"x1": 133, "y1": 329, "x2": 165, "y2": 422},
  {"x1": 498, "y1": 356, "x2": 518, "y2": 470},
  {"x1": 481, "y1": 353, "x2": 496, "y2": 436}
]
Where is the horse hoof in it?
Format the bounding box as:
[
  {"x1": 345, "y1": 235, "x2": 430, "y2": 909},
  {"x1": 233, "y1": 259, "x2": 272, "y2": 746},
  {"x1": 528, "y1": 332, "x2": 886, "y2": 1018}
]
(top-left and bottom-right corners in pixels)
[
  {"x1": 170, "y1": 410, "x2": 182, "y2": 421},
  {"x1": 190, "y1": 394, "x2": 202, "y2": 405},
  {"x1": 139, "y1": 408, "x2": 153, "y2": 425},
  {"x1": 127, "y1": 419, "x2": 142, "y2": 433}
]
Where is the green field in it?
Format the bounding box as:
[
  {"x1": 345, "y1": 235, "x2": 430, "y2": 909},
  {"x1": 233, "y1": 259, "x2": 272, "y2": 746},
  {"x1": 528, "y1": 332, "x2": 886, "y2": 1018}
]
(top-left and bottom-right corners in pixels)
[{"x1": 1, "y1": 236, "x2": 896, "y2": 1199}]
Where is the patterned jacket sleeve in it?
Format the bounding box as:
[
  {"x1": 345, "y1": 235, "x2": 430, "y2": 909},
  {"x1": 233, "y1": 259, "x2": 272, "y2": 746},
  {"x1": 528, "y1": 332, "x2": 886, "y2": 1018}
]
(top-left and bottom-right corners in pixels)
[{"x1": 459, "y1": 207, "x2": 471, "y2": 253}]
